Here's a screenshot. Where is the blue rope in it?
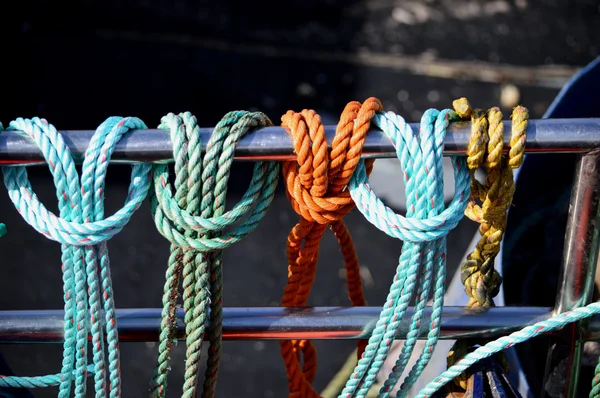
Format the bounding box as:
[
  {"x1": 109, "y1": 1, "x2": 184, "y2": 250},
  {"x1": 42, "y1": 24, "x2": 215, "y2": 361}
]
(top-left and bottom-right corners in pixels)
[
  {"x1": 340, "y1": 110, "x2": 470, "y2": 397},
  {"x1": 414, "y1": 301, "x2": 600, "y2": 397},
  {"x1": 1, "y1": 117, "x2": 151, "y2": 397},
  {"x1": 0, "y1": 365, "x2": 95, "y2": 389}
]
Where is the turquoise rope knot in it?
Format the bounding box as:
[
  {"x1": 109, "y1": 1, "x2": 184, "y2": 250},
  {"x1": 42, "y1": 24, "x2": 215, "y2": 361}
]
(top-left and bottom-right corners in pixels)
[
  {"x1": 1, "y1": 116, "x2": 152, "y2": 398},
  {"x1": 339, "y1": 110, "x2": 470, "y2": 398},
  {"x1": 149, "y1": 111, "x2": 280, "y2": 398}
]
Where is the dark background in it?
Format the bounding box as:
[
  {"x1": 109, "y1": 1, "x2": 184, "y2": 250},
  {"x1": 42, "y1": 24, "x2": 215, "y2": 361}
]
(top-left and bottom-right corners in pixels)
[{"x1": 0, "y1": 0, "x2": 599, "y2": 396}]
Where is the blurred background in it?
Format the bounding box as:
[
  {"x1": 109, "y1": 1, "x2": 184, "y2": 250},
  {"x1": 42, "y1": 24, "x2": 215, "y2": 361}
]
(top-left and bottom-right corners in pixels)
[{"x1": 0, "y1": 0, "x2": 599, "y2": 396}]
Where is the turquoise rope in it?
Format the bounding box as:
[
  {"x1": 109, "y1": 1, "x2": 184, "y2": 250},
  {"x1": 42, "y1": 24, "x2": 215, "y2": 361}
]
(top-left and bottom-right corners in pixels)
[
  {"x1": 340, "y1": 110, "x2": 470, "y2": 397},
  {"x1": 1, "y1": 117, "x2": 151, "y2": 397},
  {"x1": 0, "y1": 365, "x2": 95, "y2": 389},
  {"x1": 379, "y1": 109, "x2": 455, "y2": 397},
  {"x1": 413, "y1": 301, "x2": 600, "y2": 398}
]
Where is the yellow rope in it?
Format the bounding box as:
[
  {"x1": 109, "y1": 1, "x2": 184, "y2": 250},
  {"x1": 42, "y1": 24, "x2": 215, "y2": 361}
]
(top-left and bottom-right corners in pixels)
[{"x1": 446, "y1": 97, "x2": 528, "y2": 390}]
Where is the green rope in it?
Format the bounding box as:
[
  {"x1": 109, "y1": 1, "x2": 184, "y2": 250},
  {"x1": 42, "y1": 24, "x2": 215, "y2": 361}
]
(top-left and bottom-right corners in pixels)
[{"x1": 149, "y1": 111, "x2": 280, "y2": 398}]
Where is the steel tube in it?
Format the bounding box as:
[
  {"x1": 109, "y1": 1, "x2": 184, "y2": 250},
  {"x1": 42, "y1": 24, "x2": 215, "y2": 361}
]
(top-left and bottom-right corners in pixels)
[
  {"x1": 1, "y1": 118, "x2": 600, "y2": 166},
  {"x1": 0, "y1": 306, "x2": 555, "y2": 343},
  {"x1": 543, "y1": 150, "x2": 600, "y2": 397}
]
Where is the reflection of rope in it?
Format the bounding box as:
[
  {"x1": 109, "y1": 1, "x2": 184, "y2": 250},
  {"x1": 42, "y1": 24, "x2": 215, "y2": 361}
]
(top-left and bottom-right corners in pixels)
[{"x1": 279, "y1": 98, "x2": 382, "y2": 397}]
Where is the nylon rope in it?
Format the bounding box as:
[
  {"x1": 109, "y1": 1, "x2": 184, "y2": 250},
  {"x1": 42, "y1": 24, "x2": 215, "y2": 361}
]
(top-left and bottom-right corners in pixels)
[
  {"x1": 278, "y1": 98, "x2": 382, "y2": 398},
  {"x1": 416, "y1": 302, "x2": 600, "y2": 397},
  {"x1": 148, "y1": 111, "x2": 280, "y2": 398},
  {"x1": 0, "y1": 116, "x2": 152, "y2": 397},
  {"x1": 444, "y1": 97, "x2": 528, "y2": 391},
  {"x1": 2, "y1": 106, "x2": 600, "y2": 398},
  {"x1": 338, "y1": 108, "x2": 471, "y2": 398}
]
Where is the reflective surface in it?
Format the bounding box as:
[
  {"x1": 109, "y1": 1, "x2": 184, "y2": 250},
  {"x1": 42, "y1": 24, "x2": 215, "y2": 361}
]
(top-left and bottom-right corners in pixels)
[
  {"x1": 543, "y1": 150, "x2": 600, "y2": 397},
  {"x1": 1, "y1": 118, "x2": 600, "y2": 166},
  {"x1": 0, "y1": 306, "x2": 560, "y2": 343}
]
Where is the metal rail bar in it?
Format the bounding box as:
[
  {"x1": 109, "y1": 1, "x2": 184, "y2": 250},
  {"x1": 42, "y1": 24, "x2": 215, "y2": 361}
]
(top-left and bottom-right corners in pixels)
[
  {"x1": 1, "y1": 118, "x2": 599, "y2": 166},
  {"x1": 0, "y1": 306, "x2": 579, "y2": 343},
  {"x1": 542, "y1": 150, "x2": 600, "y2": 397}
]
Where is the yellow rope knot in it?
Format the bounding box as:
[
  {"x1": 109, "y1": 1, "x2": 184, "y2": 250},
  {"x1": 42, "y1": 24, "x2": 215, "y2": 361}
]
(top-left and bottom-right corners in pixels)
[
  {"x1": 452, "y1": 97, "x2": 528, "y2": 308},
  {"x1": 445, "y1": 97, "x2": 528, "y2": 391}
]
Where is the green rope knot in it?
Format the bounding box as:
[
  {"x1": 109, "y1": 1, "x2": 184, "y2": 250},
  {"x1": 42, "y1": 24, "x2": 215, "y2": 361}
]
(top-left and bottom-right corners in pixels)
[{"x1": 149, "y1": 110, "x2": 280, "y2": 398}]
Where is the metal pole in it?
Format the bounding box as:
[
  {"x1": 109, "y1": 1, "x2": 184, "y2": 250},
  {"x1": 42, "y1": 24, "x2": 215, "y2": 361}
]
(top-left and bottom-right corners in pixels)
[
  {"x1": 1, "y1": 118, "x2": 600, "y2": 165},
  {"x1": 543, "y1": 150, "x2": 600, "y2": 397},
  {"x1": 0, "y1": 306, "x2": 554, "y2": 343}
]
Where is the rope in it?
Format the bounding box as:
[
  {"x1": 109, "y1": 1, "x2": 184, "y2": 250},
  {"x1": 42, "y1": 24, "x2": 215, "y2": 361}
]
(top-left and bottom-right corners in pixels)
[
  {"x1": 279, "y1": 98, "x2": 382, "y2": 398},
  {"x1": 1, "y1": 116, "x2": 152, "y2": 397},
  {"x1": 0, "y1": 365, "x2": 95, "y2": 389},
  {"x1": 149, "y1": 111, "x2": 280, "y2": 398},
  {"x1": 415, "y1": 301, "x2": 600, "y2": 398},
  {"x1": 445, "y1": 98, "x2": 528, "y2": 391},
  {"x1": 338, "y1": 109, "x2": 471, "y2": 398}
]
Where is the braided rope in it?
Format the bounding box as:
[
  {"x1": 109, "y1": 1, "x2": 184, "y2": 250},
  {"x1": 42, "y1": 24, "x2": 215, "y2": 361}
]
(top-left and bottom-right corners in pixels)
[
  {"x1": 338, "y1": 110, "x2": 470, "y2": 398},
  {"x1": 445, "y1": 98, "x2": 528, "y2": 391},
  {"x1": 149, "y1": 111, "x2": 280, "y2": 398},
  {"x1": 278, "y1": 98, "x2": 381, "y2": 398},
  {"x1": 1, "y1": 116, "x2": 152, "y2": 397}
]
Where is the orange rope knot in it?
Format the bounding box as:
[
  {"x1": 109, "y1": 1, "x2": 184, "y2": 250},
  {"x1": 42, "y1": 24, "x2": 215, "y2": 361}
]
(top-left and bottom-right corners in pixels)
[{"x1": 279, "y1": 98, "x2": 383, "y2": 398}]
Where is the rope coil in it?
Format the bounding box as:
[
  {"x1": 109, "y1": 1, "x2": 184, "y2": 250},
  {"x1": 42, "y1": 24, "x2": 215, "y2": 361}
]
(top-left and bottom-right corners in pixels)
[
  {"x1": 149, "y1": 111, "x2": 280, "y2": 397},
  {"x1": 1, "y1": 116, "x2": 153, "y2": 397},
  {"x1": 445, "y1": 97, "x2": 528, "y2": 392},
  {"x1": 279, "y1": 98, "x2": 382, "y2": 398}
]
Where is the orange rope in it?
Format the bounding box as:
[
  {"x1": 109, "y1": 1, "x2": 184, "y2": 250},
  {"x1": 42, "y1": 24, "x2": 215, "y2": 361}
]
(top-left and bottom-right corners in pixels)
[{"x1": 279, "y1": 98, "x2": 383, "y2": 398}]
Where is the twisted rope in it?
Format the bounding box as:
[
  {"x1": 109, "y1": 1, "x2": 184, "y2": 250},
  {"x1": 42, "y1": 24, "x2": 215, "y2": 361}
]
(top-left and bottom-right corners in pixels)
[
  {"x1": 1, "y1": 116, "x2": 152, "y2": 397},
  {"x1": 415, "y1": 301, "x2": 600, "y2": 398},
  {"x1": 279, "y1": 98, "x2": 381, "y2": 398},
  {"x1": 149, "y1": 111, "x2": 280, "y2": 398},
  {"x1": 445, "y1": 97, "x2": 528, "y2": 391},
  {"x1": 0, "y1": 365, "x2": 95, "y2": 389},
  {"x1": 338, "y1": 109, "x2": 471, "y2": 398}
]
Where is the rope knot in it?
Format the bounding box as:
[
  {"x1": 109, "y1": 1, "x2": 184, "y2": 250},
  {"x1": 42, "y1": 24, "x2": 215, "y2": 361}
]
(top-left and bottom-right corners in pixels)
[
  {"x1": 281, "y1": 98, "x2": 383, "y2": 224},
  {"x1": 2, "y1": 117, "x2": 152, "y2": 247},
  {"x1": 447, "y1": 97, "x2": 528, "y2": 390},
  {"x1": 150, "y1": 111, "x2": 280, "y2": 398},
  {"x1": 150, "y1": 111, "x2": 280, "y2": 252},
  {"x1": 452, "y1": 98, "x2": 528, "y2": 308},
  {"x1": 2, "y1": 116, "x2": 154, "y2": 397},
  {"x1": 279, "y1": 98, "x2": 382, "y2": 398}
]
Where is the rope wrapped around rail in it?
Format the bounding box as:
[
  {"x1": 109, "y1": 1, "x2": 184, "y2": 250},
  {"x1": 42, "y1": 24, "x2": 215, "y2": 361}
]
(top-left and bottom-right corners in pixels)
[{"x1": 1, "y1": 100, "x2": 600, "y2": 398}]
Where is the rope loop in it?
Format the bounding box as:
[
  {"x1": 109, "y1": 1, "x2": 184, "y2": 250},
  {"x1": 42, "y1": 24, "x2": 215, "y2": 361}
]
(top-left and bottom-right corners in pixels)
[
  {"x1": 150, "y1": 113, "x2": 280, "y2": 251},
  {"x1": 1, "y1": 116, "x2": 151, "y2": 398},
  {"x1": 339, "y1": 109, "x2": 470, "y2": 398},
  {"x1": 447, "y1": 97, "x2": 528, "y2": 391},
  {"x1": 2, "y1": 117, "x2": 152, "y2": 246},
  {"x1": 452, "y1": 97, "x2": 528, "y2": 309},
  {"x1": 347, "y1": 114, "x2": 471, "y2": 244},
  {"x1": 150, "y1": 111, "x2": 280, "y2": 398}
]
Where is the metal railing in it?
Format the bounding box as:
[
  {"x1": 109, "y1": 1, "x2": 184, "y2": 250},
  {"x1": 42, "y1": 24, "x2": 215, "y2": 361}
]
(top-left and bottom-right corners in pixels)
[{"x1": 1, "y1": 118, "x2": 600, "y2": 396}]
